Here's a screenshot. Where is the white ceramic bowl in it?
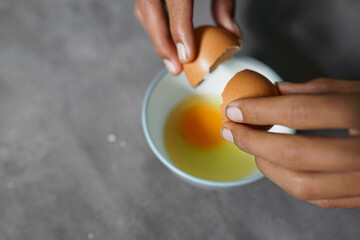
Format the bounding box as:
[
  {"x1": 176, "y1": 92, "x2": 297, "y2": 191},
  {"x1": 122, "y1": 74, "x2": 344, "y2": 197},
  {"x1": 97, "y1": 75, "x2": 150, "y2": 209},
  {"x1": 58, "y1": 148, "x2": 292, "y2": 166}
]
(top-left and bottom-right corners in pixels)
[{"x1": 142, "y1": 55, "x2": 294, "y2": 189}]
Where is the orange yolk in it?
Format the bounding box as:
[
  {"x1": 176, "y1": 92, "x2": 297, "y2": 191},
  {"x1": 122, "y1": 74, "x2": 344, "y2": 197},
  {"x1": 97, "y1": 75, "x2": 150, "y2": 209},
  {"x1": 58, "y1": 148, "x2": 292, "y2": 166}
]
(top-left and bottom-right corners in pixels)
[{"x1": 180, "y1": 104, "x2": 223, "y2": 148}]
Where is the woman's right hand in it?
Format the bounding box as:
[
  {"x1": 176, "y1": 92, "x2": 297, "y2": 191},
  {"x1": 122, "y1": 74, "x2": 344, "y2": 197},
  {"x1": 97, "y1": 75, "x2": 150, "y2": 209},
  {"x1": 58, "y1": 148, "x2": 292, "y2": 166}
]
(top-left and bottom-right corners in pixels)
[
  {"x1": 222, "y1": 78, "x2": 360, "y2": 208},
  {"x1": 134, "y1": 0, "x2": 243, "y2": 75}
]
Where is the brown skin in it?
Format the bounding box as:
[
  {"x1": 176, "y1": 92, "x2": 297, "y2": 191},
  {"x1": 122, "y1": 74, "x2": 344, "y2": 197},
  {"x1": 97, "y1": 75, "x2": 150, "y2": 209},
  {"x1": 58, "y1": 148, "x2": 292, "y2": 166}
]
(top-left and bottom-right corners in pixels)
[
  {"x1": 134, "y1": 0, "x2": 242, "y2": 75},
  {"x1": 221, "y1": 78, "x2": 360, "y2": 208},
  {"x1": 135, "y1": 1, "x2": 360, "y2": 209}
]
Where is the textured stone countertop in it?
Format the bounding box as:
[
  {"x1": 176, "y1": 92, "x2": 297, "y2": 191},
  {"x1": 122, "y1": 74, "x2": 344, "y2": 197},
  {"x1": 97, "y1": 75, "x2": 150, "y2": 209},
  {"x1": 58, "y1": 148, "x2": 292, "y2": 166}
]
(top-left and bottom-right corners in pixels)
[{"x1": 0, "y1": 0, "x2": 359, "y2": 239}]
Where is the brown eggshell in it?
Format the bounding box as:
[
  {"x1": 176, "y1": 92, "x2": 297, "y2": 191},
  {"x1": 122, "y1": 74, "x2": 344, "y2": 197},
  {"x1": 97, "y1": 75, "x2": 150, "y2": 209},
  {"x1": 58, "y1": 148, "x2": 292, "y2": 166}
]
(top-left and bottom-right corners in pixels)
[
  {"x1": 183, "y1": 26, "x2": 240, "y2": 87},
  {"x1": 221, "y1": 70, "x2": 278, "y2": 129}
]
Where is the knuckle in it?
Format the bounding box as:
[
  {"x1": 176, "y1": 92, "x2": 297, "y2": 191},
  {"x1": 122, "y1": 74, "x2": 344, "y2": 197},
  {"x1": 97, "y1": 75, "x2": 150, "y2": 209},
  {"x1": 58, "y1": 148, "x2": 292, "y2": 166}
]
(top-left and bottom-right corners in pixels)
[
  {"x1": 254, "y1": 157, "x2": 266, "y2": 174},
  {"x1": 307, "y1": 77, "x2": 336, "y2": 92},
  {"x1": 169, "y1": 26, "x2": 180, "y2": 40},
  {"x1": 279, "y1": 143, "x2": 302, "y2": 169},
  {"x1": 134, "y1": 0, "x2": 151, "y2": 21},
  {"x1": 138, "y1": 0, "x2": 156, "y2": 14},
  {"x1": 233, "y1": 127, "x2": 253, "y2": 152},
  {"x1": 168, "y1": 17, "x2": 192, "y2": 40},
  {"x1": 169, "y1": 21, "x2": 187, "y2": 40},
  {"x1": 288, "y1": 99, "x2": 310, "y2": 127},
  {"x1": 288, "y1": 174, "x2": 312, "y2": 200},
  {"x1": 134, "y1": 5, "x2": 141, "y2": 20},
  {"x1": 138, "y1": 0, "x2": 150, "y2": 8},
  {"x1": 311, "y1": 77, "x2": 331, "y2": 85},
  {"x1": 243, "y1": 102, "x2": 260, "y2": 124},
  {"x1": 312, "y1": 200, "x2": 338, "y2": 209},
  {"x1": 254, "y1": 157, "x2": 262, "y2": 168}
]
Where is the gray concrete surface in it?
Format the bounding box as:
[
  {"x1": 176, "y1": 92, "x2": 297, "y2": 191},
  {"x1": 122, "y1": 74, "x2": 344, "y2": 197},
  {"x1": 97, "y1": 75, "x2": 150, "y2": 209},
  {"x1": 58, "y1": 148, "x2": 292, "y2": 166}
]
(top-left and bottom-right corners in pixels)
[{"x1": 0, "y1": 0, "x2": 359, "y2": 239}]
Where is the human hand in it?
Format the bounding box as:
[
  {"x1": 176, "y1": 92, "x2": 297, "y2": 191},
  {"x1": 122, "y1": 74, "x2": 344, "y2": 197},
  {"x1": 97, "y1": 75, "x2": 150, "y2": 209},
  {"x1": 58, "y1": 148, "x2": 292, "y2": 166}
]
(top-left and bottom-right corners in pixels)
[
  {"x1": 134, "y1": 0, "x2": 243, "y2": 75},
  {"x1": 221, "y1": 78, "x2": 360, "y2": 208}
]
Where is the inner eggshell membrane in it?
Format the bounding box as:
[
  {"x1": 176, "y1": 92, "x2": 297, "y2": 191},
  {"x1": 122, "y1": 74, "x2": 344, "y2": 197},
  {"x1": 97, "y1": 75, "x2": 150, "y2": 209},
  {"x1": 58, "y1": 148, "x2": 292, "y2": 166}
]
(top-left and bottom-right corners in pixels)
[{"x1": 183, "y1": 26, "x2": 240, "y2": 87}]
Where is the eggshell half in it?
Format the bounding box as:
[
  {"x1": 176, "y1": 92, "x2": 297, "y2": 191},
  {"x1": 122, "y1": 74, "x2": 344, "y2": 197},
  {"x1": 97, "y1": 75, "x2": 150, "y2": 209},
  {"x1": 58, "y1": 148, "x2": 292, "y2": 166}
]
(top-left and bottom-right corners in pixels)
[
  {"x1": 183, "y1": 26, "x2": 240, "y2": 87},
  {"x1": 221, "y1": 69, "x2": 278, "y2": 129}
]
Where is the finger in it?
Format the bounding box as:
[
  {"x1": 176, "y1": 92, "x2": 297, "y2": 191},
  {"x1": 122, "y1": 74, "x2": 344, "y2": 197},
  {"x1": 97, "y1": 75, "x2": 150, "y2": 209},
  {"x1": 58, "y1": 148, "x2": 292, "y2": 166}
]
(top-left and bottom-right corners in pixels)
[
  {"x1": 135, "y1": 0, "x2": 182, "y2": 75},
  {"x1": 134, "y1": 1, "x2": 144, "y2": 23},
  {"x1": 225, "y1": 93, "x2": 360, "y2": 129},
  {"x1": 222, "y1": 122, "x2": 360, "y2": 171},
  {"x1": 278, "y1": 78, "x2": 360, "y2": 95},
  {"x1": 255, "y1": 157, "x2": 360, "y2": 200},
  {"x1": 211, "y1": 0, "x2": 244, "y2": 40},
  {"x1": 165, "y1": 0, "x2": 196, "y2": 63},
  {"x1": 309, "y1": 197, "x2": 360, "y2": 208}
]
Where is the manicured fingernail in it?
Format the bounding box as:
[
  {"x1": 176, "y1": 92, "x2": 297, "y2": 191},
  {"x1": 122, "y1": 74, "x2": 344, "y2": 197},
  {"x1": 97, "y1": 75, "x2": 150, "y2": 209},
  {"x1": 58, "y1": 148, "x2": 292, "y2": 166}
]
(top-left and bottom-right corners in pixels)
[
  {"x1": 226, "y1": 107, "x2": 243, "y2": 122},
  {"x1": 163, "y1": 59, "x2": 176, "y2": 74},
  {"x1": 221, "y1": 128, "x2": 234, "y2": 143},
  {"x1": 176, "y1": 43, "x2": 189, "y2": 63},
  {"x1": 233, "y1": 21, "x2": 244, "y2": 41}
]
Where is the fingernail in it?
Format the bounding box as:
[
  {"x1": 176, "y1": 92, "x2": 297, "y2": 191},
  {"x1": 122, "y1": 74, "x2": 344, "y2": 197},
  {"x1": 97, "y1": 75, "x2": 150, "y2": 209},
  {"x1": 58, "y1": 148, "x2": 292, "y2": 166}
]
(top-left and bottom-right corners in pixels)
[
  {"x1": 176, "y1": 43, "x2": 189, "y2": 63},
  {"x1": 221, "y1": 128, "x2": 234, "y2": 143},
  {"x1": 226, "y1": 107, "x2": 243, "y2": 122},
  {"x1": 163, "y1": 59, "x2": 176, "y2": 74},
  {"x1": 233, "y1": 21, "x2": 244, "y2": 41}
]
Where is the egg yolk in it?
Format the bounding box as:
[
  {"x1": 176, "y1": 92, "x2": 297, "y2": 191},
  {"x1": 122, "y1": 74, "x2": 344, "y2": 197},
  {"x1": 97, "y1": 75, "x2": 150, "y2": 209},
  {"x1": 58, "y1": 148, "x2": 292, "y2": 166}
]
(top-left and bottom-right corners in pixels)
[{"x1": 180, "y1": 104, "x2": 223, "y2": 148}]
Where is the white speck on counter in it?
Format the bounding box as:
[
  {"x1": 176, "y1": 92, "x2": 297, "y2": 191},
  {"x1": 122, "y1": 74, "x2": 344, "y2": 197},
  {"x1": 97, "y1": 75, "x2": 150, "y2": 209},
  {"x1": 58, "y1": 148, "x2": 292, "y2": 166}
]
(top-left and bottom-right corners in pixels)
[
  {"x1": 107, "y1": 134, "x2": 117, "y2": 143},
  {"x1": 118, "y1": 219, "x2": 124, "y2": 226},
  {"x1": 7, "y1": 182, "x2": 15, "y2": 189},
  {"x1": 87, "y1": 232, "x2": 94, "y2": 239},
  {"x1": 119, "y1": 140, "x2": 127, "y2": 148}
]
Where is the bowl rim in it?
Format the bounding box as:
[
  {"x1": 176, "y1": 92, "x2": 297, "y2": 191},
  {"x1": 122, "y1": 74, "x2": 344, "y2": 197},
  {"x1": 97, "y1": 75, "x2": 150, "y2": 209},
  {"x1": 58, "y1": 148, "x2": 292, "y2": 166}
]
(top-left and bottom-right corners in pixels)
[{"x1": 141, "y1": 57, "x2": 268, "y2": 188}]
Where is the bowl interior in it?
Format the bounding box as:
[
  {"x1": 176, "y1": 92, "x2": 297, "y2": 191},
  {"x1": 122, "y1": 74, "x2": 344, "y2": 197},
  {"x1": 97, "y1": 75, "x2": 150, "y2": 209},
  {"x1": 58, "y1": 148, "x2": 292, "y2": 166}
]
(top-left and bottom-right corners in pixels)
[{"x1": 142, "y1": 55, "x2": 294, "y2": 188}]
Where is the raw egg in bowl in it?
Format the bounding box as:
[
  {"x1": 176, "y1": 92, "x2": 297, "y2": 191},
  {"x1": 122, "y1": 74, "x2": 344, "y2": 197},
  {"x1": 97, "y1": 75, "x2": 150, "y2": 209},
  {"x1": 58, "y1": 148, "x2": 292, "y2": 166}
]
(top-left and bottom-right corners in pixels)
[
  {"x1": 142, "y1": 25, "x2": 293, "y2": 188},
  {"x1": 142, "y1": 55, "x2": 294, "y2": 189}
]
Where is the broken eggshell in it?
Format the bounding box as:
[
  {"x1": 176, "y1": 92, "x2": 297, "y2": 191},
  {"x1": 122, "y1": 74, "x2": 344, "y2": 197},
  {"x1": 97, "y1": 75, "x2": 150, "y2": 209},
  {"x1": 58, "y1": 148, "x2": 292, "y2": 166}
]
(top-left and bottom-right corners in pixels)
[
  {"x1": 221, "y1": 69, "x2": 279, "y2": 130},
  {"x1": 183, "y1": 25, "x2": 240, "y2": 87}
]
